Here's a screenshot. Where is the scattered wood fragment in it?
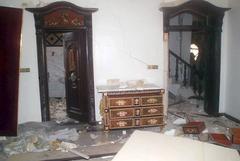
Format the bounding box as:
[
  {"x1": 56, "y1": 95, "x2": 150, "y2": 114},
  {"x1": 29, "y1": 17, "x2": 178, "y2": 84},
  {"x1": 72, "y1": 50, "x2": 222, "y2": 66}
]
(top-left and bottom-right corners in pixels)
[
  {"x1": 209, "y1": 133, "x2": 232, "y2": 147},
  {"x1": 230, "y1": 128, "x2": 240, "y2": 144},
  {"x1": 182, "y1": 121, "x2": 206, "y2": 134},
  {"x1": 41, "y1": 152, "x2": 117, "y2": 161}
]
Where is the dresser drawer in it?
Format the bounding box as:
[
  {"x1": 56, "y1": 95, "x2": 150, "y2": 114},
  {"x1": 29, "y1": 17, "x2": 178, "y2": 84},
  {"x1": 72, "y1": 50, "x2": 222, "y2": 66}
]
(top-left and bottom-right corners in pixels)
[
  {"x1": 108, "y1": 97, "x2": 133, "y2": 108},
  {"x1": 140, "y1": 116, "x2": 163, "y2": 126},
  {"x1": 110, "y1": 119, "x2": 134, "y2": 129},
  {"x1": 109, "y1": 108, "x2": 134, "y2": 119},
  {"x1": 141, "y1": 106, "x2": 163, "y2": 116},
  {"x1": 141, "y1": 96, "x2": 162, "y2": 106}
]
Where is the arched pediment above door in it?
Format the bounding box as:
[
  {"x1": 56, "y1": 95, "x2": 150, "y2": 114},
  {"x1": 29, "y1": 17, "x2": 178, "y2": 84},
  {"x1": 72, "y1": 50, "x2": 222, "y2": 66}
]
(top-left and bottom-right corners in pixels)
[
  {"x1": 26, "y1": 1, "x2": 98, "y2": 29},
  {"x1": 160, "y1": 0, "x2": 230, "y2": 32}
]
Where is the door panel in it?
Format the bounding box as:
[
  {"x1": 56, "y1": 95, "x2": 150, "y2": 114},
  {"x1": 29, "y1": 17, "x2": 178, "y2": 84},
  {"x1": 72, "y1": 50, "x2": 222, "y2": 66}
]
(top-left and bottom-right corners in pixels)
[
  {"x1": 64, "y1": 31, "x2": 88, "y2": 121},
  {"x1": 204, "y1": 31, "x2": 220, "y2": 115},
  {"x1": 0, "y1": 7, "x2": 22, "y2": 136}
]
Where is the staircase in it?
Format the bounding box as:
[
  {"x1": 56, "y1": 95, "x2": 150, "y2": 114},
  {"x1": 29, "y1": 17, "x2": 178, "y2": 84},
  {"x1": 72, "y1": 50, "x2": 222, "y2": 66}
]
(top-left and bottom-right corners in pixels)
[{"x1": 168, "y1": 50, "x2": 203, "y2": 106}]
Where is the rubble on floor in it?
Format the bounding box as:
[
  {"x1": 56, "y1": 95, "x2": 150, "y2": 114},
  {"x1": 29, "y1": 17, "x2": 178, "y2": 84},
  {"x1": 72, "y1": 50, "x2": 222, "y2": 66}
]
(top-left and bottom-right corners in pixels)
[
  {"x1": 49, "y1": 97, "x2": 67, "y2": 121},
  {"x1": 0, "y1": 100, "x2": 240, "y2": 161}
]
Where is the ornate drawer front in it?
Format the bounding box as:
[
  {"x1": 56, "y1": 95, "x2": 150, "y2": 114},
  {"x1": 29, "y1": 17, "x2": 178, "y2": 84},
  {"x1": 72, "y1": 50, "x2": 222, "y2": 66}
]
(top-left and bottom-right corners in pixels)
[
  {"x1": 141, "y1": 96, "x2": 162, "y2": 106},
  {"x1": 141, "y1": 106, "x2": 163, "y2": 116},
  {"x1": 110, "y1": 119, "x2": 133, "y2": 129},
  {"x1": 108, "y1": 98, "x2": 133, "y2": 108},
  {"x1": 109, "y1": 108, "x2": 134, "y2": 119},
  {"x1": 140, "y1": 117, "x2": 163, "y2": 126}
]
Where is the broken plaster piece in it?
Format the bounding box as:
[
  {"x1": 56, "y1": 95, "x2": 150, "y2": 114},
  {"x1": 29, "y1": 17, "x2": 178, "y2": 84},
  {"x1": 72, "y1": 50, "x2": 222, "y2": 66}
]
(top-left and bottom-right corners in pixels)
[
  {"x1": 173, "y1": 118, "x2": 187, "y2": 125},
  {"x1": 112, "y1": 130, "x2": 240, "y2": 161},
  {"x1": 90, "y1": 134, "x2": 98, "y2": 139},
  {"x1": 0, "y1": 136, "x2": 6, "y2": 141},
  {"x1": 202, "y1": 129, "x2": 209, "y2": 133},
  {"x1": 59, "y1": 141, "x2": 90, "y2": 160},
  {"x1": 164, "y1": 129, "x2": 176, "y2": 136}
]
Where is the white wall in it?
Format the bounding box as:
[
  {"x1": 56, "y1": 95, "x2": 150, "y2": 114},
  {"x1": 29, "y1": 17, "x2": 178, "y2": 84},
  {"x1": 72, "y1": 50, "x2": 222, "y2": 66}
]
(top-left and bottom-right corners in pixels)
[
  {"x1": 0, "y1": 0, "x2": 165, "y2": 122},
  {"x1": 223, "y1": 0, "x2": 240, "y2": 119},
  {"x1": 0, "y1": 0, "x2": 232, "y2": 123},
  {"x1": 93, "y1": 0, "x2": 165, "y2": 121},
  {"x1": 18, "y1": 11, "x2": 42, "y2": 123}
]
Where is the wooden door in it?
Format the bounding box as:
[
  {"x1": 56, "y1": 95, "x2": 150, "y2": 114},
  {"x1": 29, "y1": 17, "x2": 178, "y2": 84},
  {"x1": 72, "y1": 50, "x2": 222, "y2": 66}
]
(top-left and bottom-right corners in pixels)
[
  {"x1": 63, "y1": 30, "x2": 89, "y2": 122},
  {"x1": 0, "y1": 7, "x2": 22, "y2": 136}
]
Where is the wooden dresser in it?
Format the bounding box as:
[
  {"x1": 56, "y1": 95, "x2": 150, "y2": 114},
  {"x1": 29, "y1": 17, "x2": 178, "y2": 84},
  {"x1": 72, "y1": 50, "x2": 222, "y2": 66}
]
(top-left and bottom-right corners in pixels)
[{"x1": 97, "y1": 85, "x2": 165, "y2": 130}]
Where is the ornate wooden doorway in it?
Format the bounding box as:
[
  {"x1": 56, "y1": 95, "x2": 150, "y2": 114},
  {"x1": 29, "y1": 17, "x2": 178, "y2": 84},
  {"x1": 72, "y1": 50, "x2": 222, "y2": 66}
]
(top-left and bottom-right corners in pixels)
[
  {"x1": 26, "y1": 2, "x2": 98, "y2": 123},
  {"x1": 161, "y1": 0, "x2": 230, "y2": 115}
]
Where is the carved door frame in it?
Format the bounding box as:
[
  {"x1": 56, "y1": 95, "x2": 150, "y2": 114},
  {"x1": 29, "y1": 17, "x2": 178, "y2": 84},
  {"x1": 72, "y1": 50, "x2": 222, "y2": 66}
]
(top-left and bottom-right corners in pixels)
[
  {"x1": 26, "y1": 2, "x2": 98, "y2": 123},
  {"x1": 160, "y1": 0, "x2": 230, "y2": 115}
]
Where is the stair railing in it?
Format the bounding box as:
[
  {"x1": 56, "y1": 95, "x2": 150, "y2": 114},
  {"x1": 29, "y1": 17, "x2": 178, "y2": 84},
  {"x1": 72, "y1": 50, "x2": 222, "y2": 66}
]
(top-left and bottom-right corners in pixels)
[
  {"x1": 169, "y1": 50, "x2": 203, "y2": 99},
  {"x1": 169, "y1": 50, "x2": 192, "y2": 86}
]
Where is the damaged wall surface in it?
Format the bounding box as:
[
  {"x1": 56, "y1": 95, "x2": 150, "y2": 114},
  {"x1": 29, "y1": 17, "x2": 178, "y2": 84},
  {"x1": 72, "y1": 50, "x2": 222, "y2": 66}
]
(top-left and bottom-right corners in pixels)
[{"x1": 0, "y1": 0, "x2": 235, "y2": 123}]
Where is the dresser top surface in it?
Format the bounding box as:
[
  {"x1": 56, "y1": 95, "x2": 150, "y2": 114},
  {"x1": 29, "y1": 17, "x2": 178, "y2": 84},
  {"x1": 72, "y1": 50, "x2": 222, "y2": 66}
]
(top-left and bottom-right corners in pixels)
[{"x1": 97, "y1": 83, "x2": 161, "y2": 93}]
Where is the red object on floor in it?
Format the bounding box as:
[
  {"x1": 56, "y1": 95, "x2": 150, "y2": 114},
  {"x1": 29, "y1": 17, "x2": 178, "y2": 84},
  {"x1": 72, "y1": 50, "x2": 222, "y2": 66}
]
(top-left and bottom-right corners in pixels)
[
  {"x1": 209, "y1": 133, "x2": 232, "y2": 147},
  {"x1": 230, "y1": 128, "x2": 240, "y2": 144},
  {"x1": 183, "y1": 121, "x2": 206, "y2": 134}
]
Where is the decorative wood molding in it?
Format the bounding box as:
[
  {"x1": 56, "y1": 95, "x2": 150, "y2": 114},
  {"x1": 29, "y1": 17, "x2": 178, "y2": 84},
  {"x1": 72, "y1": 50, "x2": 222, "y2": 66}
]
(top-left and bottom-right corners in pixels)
[
  {"x1": 160, "y1": 0, "x2": 230, "y2": 116},
  {"x1": 44, "y1": 9, "x2": 84, "y2": 28},
  {"x1": 160, "y1": 0, "x2": 230, "y2": 32},
  {"x1": 26, "y1": 2, "x2": 98, "y2": 123}
]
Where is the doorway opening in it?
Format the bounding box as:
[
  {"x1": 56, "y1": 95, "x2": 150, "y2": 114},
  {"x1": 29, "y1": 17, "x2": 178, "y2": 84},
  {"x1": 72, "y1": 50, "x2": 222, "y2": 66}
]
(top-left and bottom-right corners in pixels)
[
  {"x1": 46, "y1": 31, "x2": 67, "y2": 121},
  {"x1": 26, "y1": 2, "x2": 98, "y2": 123},
  {"x1": 46, "y1": 30, "x2": 89, "y2": 122},
  {"x1": 161, "y1": 0, "x2": 230, "y2": 115},
  {"x1": 168, "y1": 13, "x2": 206, "y2": 106}
]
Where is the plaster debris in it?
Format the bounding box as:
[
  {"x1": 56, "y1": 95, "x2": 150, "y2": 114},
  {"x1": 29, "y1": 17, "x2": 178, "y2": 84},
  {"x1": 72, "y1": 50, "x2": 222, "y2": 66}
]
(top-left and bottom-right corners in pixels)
[
  {"x1": 90, "y1": 134, "x2": 98, "y2": 139},
  {"x1": 164, "y1": 129, "x2": 176, "y2": 136},
  {"x1": 202, "y1": 129, "x2": 209, "y2": 133},
  {"x1": 58, "y1": 142, "x2": 90, "y2": 159},
  {"x1": 49, "y1": 97, "x2": 67, "y2": 121},
  {"x1": 173, "y1": 118, "x2": 187, "y2": 125},
  {"x1": 1, "y1": 100, "x2": 240, "y2": 161},
  {"x1": 48, "y1": 128, "x2": 79, "y2": 141},
  {"x1": 0, "y1": 137, "x2": 6, "y2": 141},
  {"x1": 58, "y1": 141, "x2": 77, "y2": 152}
]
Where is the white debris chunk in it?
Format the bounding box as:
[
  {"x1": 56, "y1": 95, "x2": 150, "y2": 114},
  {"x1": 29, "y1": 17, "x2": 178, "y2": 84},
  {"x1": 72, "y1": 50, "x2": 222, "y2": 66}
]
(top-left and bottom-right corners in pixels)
[
  {"x1": 164, "y1": 129, "x2": 176, "y2": 136},
  {"x1": 173, "y1": 118, "x2": 187, "y2": 125}
]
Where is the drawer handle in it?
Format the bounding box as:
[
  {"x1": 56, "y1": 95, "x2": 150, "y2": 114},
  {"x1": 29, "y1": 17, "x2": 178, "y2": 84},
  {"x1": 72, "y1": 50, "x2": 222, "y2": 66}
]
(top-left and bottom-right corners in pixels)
[
  {"x1": 116, "y1": 111, "x2": 128, "y2": 117},
  {"x1": 147, "y1": 108, "x2": 158, "y2": 114},
  {"x1": 116, "y1": 121, "x2": 128, "y2": 127},
  {"x1": 135, "y1": 109, "x2": 140, "y2": 116},
  {"x1": 116, "y1": 100, "x2": 127, "y2": 106},
  {"x1": 135, "y1": 119, "x2": 140, "y2": 126},
  {"x1": 146, "y1": 98, "x2": 158, "y2": 104},
  {"x1": 147, "y1": 119, "x2": 158, "y2": 125},
  {"x1": 134, "y1": 98, "x2": 140, "y2": 105}
]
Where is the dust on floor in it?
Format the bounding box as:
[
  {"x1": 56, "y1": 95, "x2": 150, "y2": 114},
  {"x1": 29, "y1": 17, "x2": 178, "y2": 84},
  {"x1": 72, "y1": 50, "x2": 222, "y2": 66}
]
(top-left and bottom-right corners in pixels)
[{"x1": 1, "y1": 100, "x2": 240, "y2": 161}]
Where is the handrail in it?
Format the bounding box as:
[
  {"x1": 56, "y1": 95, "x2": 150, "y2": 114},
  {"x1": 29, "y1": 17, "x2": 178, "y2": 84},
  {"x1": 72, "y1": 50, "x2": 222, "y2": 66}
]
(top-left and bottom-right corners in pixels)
[
  {"x1": 169, "y1": 50, "x2": 192, "y2": 68},
  {"x1": 169, "y1": 50, "x2": 203, "y2": 98},
  {"x1": 169, "y1": 50, "x2": 197, "y2": 86}
]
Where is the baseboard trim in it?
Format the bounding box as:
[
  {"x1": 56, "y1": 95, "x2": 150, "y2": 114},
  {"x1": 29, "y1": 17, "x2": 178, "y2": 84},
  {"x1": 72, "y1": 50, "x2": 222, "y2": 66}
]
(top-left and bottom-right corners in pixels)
[{"x1": 219, "y1": 113, "x2": 240, "y2": 124}]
